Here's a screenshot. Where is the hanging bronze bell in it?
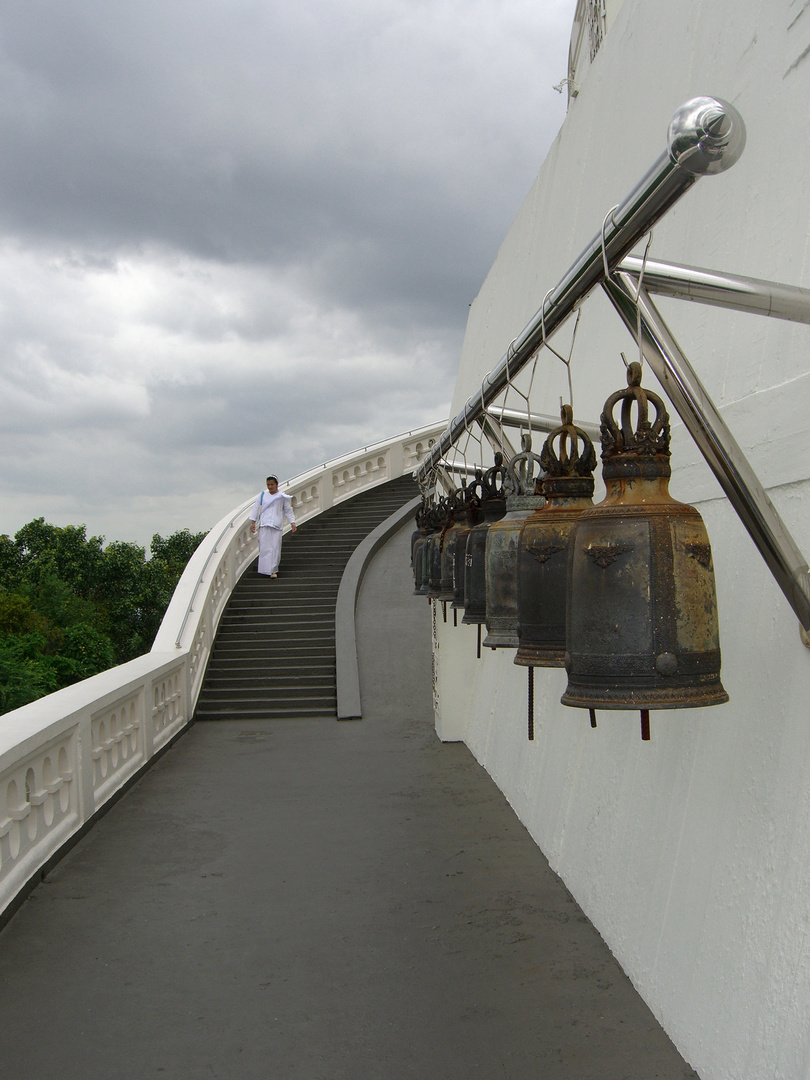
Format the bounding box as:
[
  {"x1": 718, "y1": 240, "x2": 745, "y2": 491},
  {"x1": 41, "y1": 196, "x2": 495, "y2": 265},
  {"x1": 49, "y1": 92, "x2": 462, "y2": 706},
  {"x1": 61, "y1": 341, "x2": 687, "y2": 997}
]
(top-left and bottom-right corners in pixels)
[
  {"x1": 410, "y1": 505, "x2": 424, "y2": 570},
  {"x1": 417, "y1": 502, "x2": 442, "y2": 596},
  {"x1": 561, "y1": 362, "x2": 728, "y2": 739},
  {"x1": 412, "y1": 536, "x2": 426, "y2": 595},
  {"x1": 436, "y1": 487, "x2": 468, "y2": 603},
  {"x1": 411, "y1": 500, "x2": 429, "y2": 596},
  {"x1": 483, "y1": 434, "x2": 546, "y2": 648},
  {"x1": 426, "y1": 496, "x2": 451, "y2": 600},
  {"x1": 451, "y1": 472, "x2": 483, "y2": 610},
  {"x1": 514, "y1": 406, "x2": 597, "y2": 667},
  {"x1": 463, "y1": 454, "x2": 510, "y2": 626}
]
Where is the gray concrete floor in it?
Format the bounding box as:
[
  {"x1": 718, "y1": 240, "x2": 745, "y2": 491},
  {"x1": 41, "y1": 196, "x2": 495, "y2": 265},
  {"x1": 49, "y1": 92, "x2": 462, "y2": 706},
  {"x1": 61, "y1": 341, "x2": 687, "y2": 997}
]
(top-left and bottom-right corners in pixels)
[{"x1": 0, "y1": 523, "x2": 697, "y2": 1080}]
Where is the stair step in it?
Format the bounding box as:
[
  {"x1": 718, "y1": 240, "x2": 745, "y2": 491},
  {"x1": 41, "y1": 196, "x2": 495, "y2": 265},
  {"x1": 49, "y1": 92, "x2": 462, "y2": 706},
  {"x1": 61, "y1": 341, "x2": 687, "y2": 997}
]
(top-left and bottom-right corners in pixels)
[
  {"x1": 198, "y1": 686, "x2": 334, "y2": 702},
  {"x1": 202, "y1": 677, "x2": 335, "y2": 691},
  {"x1": 193, "y1": 704, "x2": 336, "y2": 719}
]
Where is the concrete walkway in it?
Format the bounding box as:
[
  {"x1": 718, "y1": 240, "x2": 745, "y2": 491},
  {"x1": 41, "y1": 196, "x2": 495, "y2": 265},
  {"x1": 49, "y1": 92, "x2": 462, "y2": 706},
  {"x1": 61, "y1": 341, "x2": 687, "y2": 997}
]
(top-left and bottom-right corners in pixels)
[{"x1": 0, "y1": 522, "x2": 696, "y2": 1079}]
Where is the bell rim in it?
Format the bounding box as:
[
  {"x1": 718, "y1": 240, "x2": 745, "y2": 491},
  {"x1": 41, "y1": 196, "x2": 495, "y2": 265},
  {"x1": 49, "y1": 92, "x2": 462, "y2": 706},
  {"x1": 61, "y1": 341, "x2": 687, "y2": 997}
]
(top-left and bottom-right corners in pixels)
[
  {"x1": 513, "y1": 648, "x2": 566, "y2": 669},
  {"x1": 482, "y1": 631, "x2": 519, "y2": 648},
  {"x1": 560, "y1": 684, "x2": 729, "y2": 710},
  {"x1": 461, "y1": 612, "x2": 486, "y2": 625}
]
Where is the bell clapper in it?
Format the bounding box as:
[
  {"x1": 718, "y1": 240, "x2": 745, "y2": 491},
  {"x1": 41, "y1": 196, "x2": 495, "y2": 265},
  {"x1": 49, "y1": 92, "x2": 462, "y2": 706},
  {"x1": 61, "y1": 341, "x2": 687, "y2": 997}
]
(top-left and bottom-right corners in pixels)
[
  {"x1": 640, "y1": 710, "x2": 651, "y2": 741},
  {"x1": 442, "y1": 601, "x2": 447, "y2": 623},
  {"x1": 528, "y1": 667, "x2": 535, "y2": 741},
  {"x1": 589, "y1": 708, "x2": 597, "y2": 728},
  {"x1": 477, "y1": 623, "x2": 481, "y2": 659},
  {"x1": 453, "y1": 609, "x2": 457, "y2": 627}
]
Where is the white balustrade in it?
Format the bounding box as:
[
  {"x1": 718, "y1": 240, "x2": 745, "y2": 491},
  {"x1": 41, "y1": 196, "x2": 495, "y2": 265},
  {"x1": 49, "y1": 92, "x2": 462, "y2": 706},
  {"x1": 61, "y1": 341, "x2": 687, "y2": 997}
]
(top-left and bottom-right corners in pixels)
[
  {"x1": 0, "y1": 422, "x2": 444, "y2": 921},
  {"x1": 0, "y1": 652, "x2": 187, "y2": 918}
]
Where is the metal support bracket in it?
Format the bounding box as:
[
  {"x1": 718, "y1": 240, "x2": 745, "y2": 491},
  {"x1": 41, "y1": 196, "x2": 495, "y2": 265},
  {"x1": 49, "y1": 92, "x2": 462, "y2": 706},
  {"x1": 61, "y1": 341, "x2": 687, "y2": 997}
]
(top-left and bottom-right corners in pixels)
[{"x1": 604, "y1": 267, "x2": 810, "y2": 631}]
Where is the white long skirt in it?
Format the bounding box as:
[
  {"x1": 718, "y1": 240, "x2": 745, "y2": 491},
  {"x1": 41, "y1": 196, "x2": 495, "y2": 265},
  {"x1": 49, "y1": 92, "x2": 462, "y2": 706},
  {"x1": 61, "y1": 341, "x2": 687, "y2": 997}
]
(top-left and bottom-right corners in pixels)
[{"x1": 257, "y1": 526, "x2": 283, "y2": 575}]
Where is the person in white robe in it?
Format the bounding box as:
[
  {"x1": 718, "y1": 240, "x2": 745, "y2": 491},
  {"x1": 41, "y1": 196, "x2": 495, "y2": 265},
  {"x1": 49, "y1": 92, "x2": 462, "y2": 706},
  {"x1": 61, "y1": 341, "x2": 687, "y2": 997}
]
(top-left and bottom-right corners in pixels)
[{"x1": 249, "y1": 475, "x2": 297, "y2": 576}]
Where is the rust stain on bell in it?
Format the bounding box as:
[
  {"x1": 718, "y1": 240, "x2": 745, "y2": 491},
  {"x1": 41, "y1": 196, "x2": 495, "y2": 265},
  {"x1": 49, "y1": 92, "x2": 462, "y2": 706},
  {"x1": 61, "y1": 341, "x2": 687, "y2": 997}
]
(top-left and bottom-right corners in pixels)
[{"x1": 561, "y1": 362, "x2": 729, "y2": 726}]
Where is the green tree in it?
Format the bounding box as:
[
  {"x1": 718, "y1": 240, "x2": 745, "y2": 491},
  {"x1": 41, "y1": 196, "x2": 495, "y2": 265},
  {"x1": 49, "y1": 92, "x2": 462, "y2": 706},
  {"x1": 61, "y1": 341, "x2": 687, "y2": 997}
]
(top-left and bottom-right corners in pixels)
[
  {"x1": 0, "y1": 632, "x2": 62, "y2": 713},
  {"x1": 0, "y1": 520, "x2": 207, "y2": 715}
]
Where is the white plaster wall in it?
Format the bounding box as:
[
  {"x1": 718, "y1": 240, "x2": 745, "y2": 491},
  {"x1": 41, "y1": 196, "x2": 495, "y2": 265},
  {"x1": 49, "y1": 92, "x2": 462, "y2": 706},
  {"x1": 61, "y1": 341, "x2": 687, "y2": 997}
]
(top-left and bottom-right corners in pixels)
[{"x1": 437, "y1": 2, "x2": 810, "y2": 1077}]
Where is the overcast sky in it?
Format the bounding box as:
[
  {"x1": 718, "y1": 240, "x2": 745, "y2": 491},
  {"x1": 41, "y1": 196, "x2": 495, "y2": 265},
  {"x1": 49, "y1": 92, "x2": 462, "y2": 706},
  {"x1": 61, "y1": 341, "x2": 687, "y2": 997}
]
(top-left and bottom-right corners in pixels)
[{"x1": 0, "y1": 0, "x2": 572, "y2": 547}]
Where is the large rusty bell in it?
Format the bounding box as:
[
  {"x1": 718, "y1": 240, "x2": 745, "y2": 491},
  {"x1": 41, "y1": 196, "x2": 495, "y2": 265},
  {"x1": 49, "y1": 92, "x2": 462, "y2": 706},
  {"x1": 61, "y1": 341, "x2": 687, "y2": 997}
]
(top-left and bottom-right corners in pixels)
[
  {"x1": 514, "y1": 405, "x2": 597, "y2": 667},
  {"x1": 561, "y1": 362, "x2": 728, "y2": 739},
  {"x1": 483, "y1": 434, "x2": 546, "y2": 649},
  {"x1": 462, "y1": 454, "x2": 510, "y2": 628}
]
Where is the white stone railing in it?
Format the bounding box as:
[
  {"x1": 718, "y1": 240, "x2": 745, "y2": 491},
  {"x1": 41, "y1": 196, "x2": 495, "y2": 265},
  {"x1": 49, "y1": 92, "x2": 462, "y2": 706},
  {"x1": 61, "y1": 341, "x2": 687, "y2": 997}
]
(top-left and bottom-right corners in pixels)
[
  {"x1": 0, "y1": 652, "x2": 188, "y2": 923},
  {"x1": 0, "y1": 421, "x2": 444, "y2": 922}
]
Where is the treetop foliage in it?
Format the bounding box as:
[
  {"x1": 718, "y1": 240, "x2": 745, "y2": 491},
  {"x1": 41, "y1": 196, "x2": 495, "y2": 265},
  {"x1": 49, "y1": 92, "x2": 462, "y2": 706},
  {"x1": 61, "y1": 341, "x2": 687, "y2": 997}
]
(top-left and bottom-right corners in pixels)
[{"x1": 0, "y1": 520, "x2": 207, "y2": 715}]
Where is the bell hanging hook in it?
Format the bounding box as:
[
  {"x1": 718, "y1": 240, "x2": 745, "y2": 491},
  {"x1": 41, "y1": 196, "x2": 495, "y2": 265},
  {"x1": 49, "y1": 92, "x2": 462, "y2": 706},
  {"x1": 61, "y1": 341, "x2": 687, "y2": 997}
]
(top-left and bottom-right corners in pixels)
[
  {"x1": 541, "y1": 289, "x2": 581, "y2": 413},
  {"x1": 630, "y1": 228, "x2": 655, "y2": 373}
]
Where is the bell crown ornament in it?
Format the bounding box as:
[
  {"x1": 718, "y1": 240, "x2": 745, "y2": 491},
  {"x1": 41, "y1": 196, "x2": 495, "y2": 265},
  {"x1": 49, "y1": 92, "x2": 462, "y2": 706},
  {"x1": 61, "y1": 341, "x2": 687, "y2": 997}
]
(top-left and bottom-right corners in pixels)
[
  {"x1": 462, "y1": 473, "x2": 484, "y2": 515},
  {"x1": 600, "y1": 362, "x2": 670, "y2": 479},
  {"x1": 483, "y1": 451, "x2": 511, "y2": 492},
  {"x1": 480, "y1": 452, "x2": 512, "y2": 520},
  {"x1": 540, "y1": 404, "x2": 598, "y2": 498},
  {"x1": 508, "y1": 432, "x2": 545, "y2": 497}
]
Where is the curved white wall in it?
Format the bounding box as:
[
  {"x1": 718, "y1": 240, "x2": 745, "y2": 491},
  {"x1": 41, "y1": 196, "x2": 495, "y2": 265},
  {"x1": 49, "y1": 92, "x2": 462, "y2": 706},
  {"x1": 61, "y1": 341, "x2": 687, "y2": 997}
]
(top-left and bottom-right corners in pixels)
[{"x1": 435, "y1": 4, "x2": 810, "y2": 1078}]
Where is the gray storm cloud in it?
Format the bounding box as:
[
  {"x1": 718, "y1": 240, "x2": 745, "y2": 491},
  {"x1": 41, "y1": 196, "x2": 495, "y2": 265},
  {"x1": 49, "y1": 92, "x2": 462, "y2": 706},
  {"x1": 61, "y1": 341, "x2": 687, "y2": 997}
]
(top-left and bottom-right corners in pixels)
[{"x1": 0, "y1": 0, "x2": 571, "y2": 544}]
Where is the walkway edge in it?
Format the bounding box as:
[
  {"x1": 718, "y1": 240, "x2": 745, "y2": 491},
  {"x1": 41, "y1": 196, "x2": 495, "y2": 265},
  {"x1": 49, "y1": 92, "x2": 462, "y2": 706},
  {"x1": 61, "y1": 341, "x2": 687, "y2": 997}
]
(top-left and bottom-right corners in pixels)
[{"x1": 335, "y1": 495, "x2": 421, "y2": 719}]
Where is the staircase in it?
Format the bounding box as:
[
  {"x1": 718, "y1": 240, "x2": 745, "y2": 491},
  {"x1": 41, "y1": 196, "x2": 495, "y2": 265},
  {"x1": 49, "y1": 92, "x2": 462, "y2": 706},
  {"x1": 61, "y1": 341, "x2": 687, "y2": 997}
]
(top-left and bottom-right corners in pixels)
[{"x1": 193, "y1": 475, "x2": 418, "y2": 720}]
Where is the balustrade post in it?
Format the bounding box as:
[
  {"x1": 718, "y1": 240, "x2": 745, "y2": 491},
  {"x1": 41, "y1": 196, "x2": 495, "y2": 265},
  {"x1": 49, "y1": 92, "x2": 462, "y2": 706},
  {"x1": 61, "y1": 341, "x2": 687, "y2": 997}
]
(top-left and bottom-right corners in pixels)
[
  {"x1": 389, "y1": 440, "x2": 405, "y2": 480},
  {"x1": 227, "y1": 537, "x2": 236, "y2": 596},
  {"x1": 144, "y1": 679, "x2": 157, "y2": 760},
  {"x1": 320, "y1": 473, "x2": 334, "y2": 512},
  {"x1": 76, "y1": 709, "x2": 95, "y2": 825}
]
